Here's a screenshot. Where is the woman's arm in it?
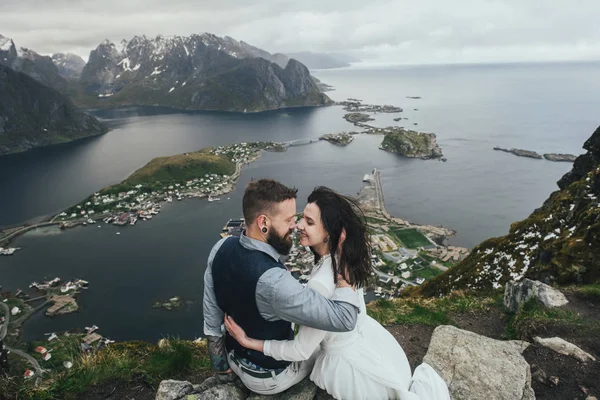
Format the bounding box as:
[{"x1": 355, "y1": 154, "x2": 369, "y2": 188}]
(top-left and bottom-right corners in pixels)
[{"x1": 224, "y1": 279, "x2": 332, "y2": 362}]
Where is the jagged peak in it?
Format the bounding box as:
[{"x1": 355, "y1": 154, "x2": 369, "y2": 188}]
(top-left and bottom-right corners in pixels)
[{"x1": 0, "y1": 34, "x2": 15, "y2": 52}]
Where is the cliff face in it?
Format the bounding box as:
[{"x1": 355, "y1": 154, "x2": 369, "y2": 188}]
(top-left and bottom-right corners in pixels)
[
  {"x1": 419, "y1": 126, "x2": 600, "y2": 297},
  {"x1": 380, "y1": 129, "x2": 443, "y2": 159},
  {"x1": 0, "y1": 65, "x2": 105, "y2": 155},
  {"x1": 78, "y1": 34, "x2": 331, "y2": 112}
]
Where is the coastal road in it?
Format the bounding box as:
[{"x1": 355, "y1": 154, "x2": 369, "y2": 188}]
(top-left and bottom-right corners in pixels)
[
  {"x1": 0, "y1": 221, "x2": 59, "y2": 244},
  {"x1": 0, "y1": 300, "x2": 44, "y2": 379}
]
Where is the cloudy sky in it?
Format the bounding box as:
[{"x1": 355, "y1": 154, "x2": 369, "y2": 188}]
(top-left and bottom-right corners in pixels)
[{"x1": 2, "y1": 0, "x2": 600, "y2": 65}]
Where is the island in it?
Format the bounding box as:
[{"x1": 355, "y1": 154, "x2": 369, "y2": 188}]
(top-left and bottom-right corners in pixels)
[
  {"x1": 543, "y1": 153, "x2": 578, "y2": 162},
  {"x1": 378, "y1": 127, "x2": 443, "y2": 160},
  {"x1": 343, "y1": 112, "x2": 375, "y2": 124},
  {"x1": 338, "y1": 100, "x2": 403, "y2": 113},
  {"x1": 319, "y1": 132, "x2": 355, "y2": 146},
  {"x1": 494, "y1": 147, "x2": 543, "y2": 159}
]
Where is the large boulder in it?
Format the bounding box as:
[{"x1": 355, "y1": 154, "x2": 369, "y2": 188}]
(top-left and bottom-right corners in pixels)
[
  {"x1": 504, "y1": 279, "x2": 568, "y2": 312},
  {"x1": 423, "y1": 325, "x2": 534, "y2": 400}
]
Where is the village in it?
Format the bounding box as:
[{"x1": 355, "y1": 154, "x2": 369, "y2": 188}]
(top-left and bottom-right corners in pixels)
[{"x1": 51, "y1": 141, "x2": 285, "y2": 233}]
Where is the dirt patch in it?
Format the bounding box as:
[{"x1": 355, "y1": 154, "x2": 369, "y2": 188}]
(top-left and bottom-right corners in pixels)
[
  {"x1": 524, "y1": 344, "x2": 600, "y2": 400},
  {"x1": 448, "y1": 306, "x2": 507, "y2": 339},
  {"x1": 386, "y1": 324, "x2": 435, "y2": 370},
  {"x1": 563, "y1": 291, "x2": 600, "y2": 320},
  {"x1": 75, "y1": 377, "x2": 156, "y2": 400}
]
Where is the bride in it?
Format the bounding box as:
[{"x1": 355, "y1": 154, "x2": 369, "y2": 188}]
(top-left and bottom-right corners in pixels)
[{"x1": 225, "y1": 186, "x2": 450, "y2": 400}]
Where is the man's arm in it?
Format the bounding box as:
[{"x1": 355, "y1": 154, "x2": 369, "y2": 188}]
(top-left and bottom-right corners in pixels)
[
  {"x1": 255, "y1": 268, "x2": 360, "y2": 332},
  {"x1": 203, "y1": 238, "x2": 230, "y2": 372}
]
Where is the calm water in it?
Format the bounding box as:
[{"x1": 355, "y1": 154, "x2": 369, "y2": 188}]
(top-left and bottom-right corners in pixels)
[{"x1": 1, "y1": 62, "x2": 599, "y2": 342}]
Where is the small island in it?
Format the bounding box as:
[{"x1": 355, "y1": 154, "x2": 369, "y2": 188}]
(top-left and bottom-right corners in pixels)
[
  {"x1": 494, "y1": 147, "x2": 543, "y2": 159},
  {"x1": 153, "y1": 296, "x2": 184, "y2": 311},
  {"x1": 319, "y1": 132, "x2": 355, "y2": 146},
  {"x1": 543, "y1": 153, "x2": 577, "y2": 162},
  {"x1": 379, "y1": 128, "x2": 443, "y2": 160},
  {"x1": 494, "y1": 147, "x2": 577, "y2": 162},
  {"x1": 338, "y1": 100, "x2": 403, "y2": 113},
  {"x1": 344, "y1": 112, "x2": 375, "y2": 124}
]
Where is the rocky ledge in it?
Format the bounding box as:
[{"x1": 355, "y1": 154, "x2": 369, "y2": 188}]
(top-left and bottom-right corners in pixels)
[
  {"x1": 543, "y1": 153, "x2": 578, "y2": 162},
  {"x1": 494, "y1": 147, "x2": 543, "y2": 159},
  {"x1": 379, "y1": 127, "x2": 443, "y2": 160},
  {"x1": 319, "y1": 132, "x2": 355, "y2": 146}
]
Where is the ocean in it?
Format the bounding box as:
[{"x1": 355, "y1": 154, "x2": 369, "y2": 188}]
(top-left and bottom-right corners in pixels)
[{"x1": 1, "y1": 61, "x2": 598, "y2": 342}]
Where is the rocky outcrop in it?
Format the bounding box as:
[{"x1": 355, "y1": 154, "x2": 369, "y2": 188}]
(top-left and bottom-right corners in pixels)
[
  {"x1": 494, "y1": 147, "x2": 543, "y2": 159},
  {"x1": 504, "y1": 279, "x2": 569, "y2": 312},
  {"x1": 77, "y1": 34, "x2": 331, "y2": 112},
  {"x1": 533, "y1": 336, "x2": 596, "y2": 363},
  {"x1": 0, "y1": 64, "x2": 106, "y2": 155},
  {"x1": 424, "y1": 325, "x2": 534, "y2": 400},
  {"x1": 419, "y1": 126, "x2": 600, "y2": 295},
  {"x1": 380, "y1": 128, "x2": 443, "y2": 160},
  {"x1": 155, "y1": 376, "x2": 332, "y2": 400}
]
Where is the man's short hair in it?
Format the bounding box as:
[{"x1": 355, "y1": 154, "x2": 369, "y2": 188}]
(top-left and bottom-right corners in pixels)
[{"x1": 243, "y1": 179, "x2": 298, "y2": 223}]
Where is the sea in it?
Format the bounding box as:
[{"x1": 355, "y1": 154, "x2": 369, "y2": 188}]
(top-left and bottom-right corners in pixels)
[{"x1": 1, "y1": 61, "x2": 599, "y2": 342}]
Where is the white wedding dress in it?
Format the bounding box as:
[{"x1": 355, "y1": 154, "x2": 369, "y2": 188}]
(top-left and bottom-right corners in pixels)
[{"x1": 263, "y1": 255, "x2": 451, "y2": 400}]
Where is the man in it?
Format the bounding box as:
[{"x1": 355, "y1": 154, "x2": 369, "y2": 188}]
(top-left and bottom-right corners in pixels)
[{"x1": 203, "y1": 179, "x2": 360, "y2": 395}]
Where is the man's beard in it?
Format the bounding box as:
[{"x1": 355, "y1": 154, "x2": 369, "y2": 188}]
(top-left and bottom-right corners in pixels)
[{"x1": 267, "y1": 229, "x2": 293, "y2": 255}]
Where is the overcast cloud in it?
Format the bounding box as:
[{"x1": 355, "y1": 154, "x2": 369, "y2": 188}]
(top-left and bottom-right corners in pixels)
[{"x1": 2, "y1": 0, "x2": 600, "y2": 65}]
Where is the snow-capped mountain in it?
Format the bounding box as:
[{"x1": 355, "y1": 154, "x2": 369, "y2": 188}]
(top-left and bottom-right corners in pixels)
[
  {"x1": 0, "y1": 34, "x2": 67, "y2": 91},
  {"x1": 79, "y1": 33, "x2": 329, "y2": 112},
  {"x1": 52, "y1": 53, "x2": 86, "y2": 79}
]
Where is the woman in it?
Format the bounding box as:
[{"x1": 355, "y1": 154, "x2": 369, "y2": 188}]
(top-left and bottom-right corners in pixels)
[{"x1": 225, "y1": 187, "x2": 450, "y2": 400}]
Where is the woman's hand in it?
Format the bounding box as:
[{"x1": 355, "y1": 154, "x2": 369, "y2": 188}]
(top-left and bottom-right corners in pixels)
[
  {"x1": 224, "y1": 315, "x2": 265, "y2": 352},
  {"x1": 224, "y1": 314, "x2": 250, "y2": 347}
]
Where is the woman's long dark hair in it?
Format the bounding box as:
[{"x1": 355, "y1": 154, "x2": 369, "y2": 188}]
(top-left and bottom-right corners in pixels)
[{"x1": 307, "y1": 186, "x2": 373, "y2": 288}]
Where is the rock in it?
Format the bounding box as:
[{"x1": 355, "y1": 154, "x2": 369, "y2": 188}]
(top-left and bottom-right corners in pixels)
[
  {"x1": 548, "y1": 376, "x2": 559, "y2": 386},
  {"x1": 156, "y1": 380, "x2": 193, "y2": 400},
  {"x1": 193, "y1": 377, "x2": 219, "y2": 393},
  {"x1": 534, "y1": 336, "x2": 597, "y2": 362},
  {"x1": 423, "y1": 325, "x2": 534, "y2": 400},
  {"x1": 543, "y1": 153, "x2": 577, "y2": 162},
  {"x1": 196, "y1": 383, "x2": 246, "y2": 400},
  {"x1": 504, "y1": 279, "x2": 569, "y2": 312},
  {"x1": 314, "y1": 388, "x2": 336, "y2": 400},
  {"x1": 246, "y1": 378, "x2": 318, "y2": 400}
]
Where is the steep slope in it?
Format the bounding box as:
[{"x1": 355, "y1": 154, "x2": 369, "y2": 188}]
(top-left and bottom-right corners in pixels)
[
  {"x1": 52, "y1": 53, "x2": 86, "y2": 79},
  {"x1": 419, "y1": 126, "x2": 600, "y2": 296},
  {"x1": 0, "y1": 34, "x2": 68, "y2": 92},
  {"x1": 0, "y1": 65, "x2": 105, "y2": 155},
  {"x1": 78, "y1": 34, "x2": 330, "y2": 112}
]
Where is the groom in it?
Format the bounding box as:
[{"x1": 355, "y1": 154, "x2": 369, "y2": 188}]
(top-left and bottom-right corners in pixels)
[{"x1": 203, "y1": 179, "x2": 360, "y2": 395}]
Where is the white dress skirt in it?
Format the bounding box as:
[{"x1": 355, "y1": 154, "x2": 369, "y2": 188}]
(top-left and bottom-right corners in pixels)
[{"x1": 263, "y1": 255, "x2": 451, "y2": 400}]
